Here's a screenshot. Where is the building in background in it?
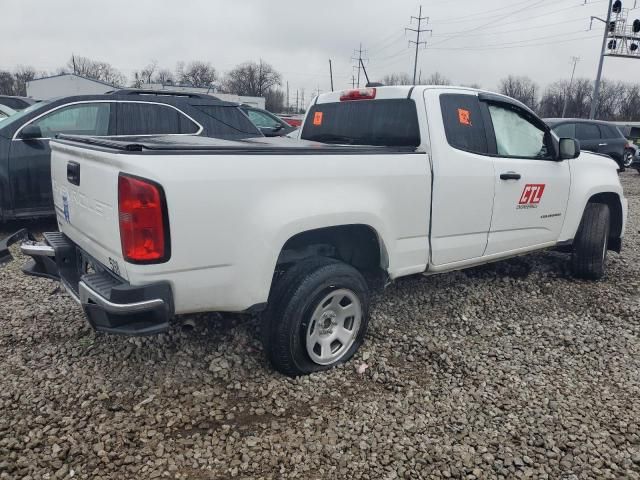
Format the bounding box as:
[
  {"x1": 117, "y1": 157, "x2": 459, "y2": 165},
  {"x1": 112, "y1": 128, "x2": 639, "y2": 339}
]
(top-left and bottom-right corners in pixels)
[
  {"x1": 27, "y1": 74, "x2": 116, "y2": 99},
  {"x1": 26, "y1": 73, "x2": 265, "y2": 109}
]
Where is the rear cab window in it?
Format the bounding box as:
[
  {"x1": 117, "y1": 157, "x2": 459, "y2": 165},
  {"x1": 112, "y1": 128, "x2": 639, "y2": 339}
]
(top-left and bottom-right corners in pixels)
[{"x1": 301, "y1": 99, "x2": 420, "y2": 147}]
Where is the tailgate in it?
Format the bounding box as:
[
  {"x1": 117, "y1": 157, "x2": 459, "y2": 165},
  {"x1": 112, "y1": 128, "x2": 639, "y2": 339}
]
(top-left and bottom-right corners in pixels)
[{"x1": 50, "y1": 140, "x2": 129, "y2": 280}]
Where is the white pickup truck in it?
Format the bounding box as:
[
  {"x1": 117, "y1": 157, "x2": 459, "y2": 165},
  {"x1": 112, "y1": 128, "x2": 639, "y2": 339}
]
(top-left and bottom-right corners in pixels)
[{"x1": 17, "y1": 86, "x2": 627, "y2": 376}]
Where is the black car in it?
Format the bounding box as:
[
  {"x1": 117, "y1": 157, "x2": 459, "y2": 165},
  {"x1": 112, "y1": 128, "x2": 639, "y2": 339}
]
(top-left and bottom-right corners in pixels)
[
  {"x1": 545, "y1": 118, "x2": 627, "y2": 170},
  {"x1": 0, "y1": 89, "x2": 261, "y2": 222},
  {"x1": 240, "y1": 105, "x2": 296, "y2": 137},
  {"x1": 0, "y1": 95, "x2": 37, "y2": 111}
]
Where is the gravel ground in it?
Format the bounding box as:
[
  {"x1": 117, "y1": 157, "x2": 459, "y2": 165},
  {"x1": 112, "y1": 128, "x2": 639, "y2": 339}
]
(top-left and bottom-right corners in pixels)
[{"x1": 1, "y1": 174, "x2": 640, "y2": 480}]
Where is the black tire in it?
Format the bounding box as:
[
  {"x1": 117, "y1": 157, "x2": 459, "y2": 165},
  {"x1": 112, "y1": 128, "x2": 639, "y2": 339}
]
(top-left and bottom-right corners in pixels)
[
  {"x1": 571, "y1": 203, "x2": 610, "y2": 280},
  {"x1": 623, "y1": 149, "x2": 634, "y2": 168},
  {"x1": 263, "y1": 256, "x2": 370, "y2": 376}
]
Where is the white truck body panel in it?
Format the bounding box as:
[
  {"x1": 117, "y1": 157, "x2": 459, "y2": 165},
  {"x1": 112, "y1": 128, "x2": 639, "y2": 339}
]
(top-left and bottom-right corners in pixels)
[
  {"x1": 49, "y1": 85, "x2": 627, "y2": 315},
  {"x1": 51, "y1": 143, "x2": 430, "y2": 313}
]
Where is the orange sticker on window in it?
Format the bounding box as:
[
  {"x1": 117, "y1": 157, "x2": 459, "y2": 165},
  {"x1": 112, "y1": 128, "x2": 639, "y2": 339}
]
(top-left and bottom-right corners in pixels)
[
  {"x1": 313, "y1": 111, "x2": 323, "y2": 126},
  {"x1": 457, "y1": 108, "x2": 471, "y2": 126}
]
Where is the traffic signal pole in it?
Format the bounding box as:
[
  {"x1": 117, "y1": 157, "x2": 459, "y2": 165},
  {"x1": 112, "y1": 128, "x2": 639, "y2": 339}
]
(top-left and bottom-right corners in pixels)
[{"x1": 590, "y1": 0, "x2": 614, "y2": 119}]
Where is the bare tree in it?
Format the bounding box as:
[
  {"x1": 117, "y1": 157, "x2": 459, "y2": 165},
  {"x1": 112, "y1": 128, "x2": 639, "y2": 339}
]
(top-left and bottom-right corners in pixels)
[
  {"x1": 0, "y1": 71, "x2": 16, "y2": 95},
  {"x1": 423, "y1": 72, "x2": 450, "y2": 86},
  {"x1": 382, "y1": 73, "x2": 412, "y2": 86},
  {"x1": 539, "y1": 78, "x2": 592, "y2": 119},
  {"x1": 13, "y1": 66, "x2": 39, "y2": 96},
  {"x1": 155, "y1": 69, "x2": 175, "y2": 85},
  {"x1": 177, "y1": 61, "x2": 217, "y2": 88},
  {"x1": 498, "y1": 75, "x2": 539, "y2": 110},
  {"x1": 265, "y1": 89, "x2": 285, "y2": 112},
  {"x1": 66, "y1": 55, "x2": 125, "y2": 86},
  {"x1": 223, "y1": 60, "x2": 282, "y2": 97}
]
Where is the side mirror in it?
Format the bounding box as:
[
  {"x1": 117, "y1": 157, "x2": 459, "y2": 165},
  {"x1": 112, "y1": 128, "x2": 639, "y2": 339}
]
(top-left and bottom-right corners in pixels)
[
  {"x1": 559, "y1": 137, "x2": 580, "y2": 160},
  {"x1": 20, "y1": 124, "x2": 43, "y2": 140}
]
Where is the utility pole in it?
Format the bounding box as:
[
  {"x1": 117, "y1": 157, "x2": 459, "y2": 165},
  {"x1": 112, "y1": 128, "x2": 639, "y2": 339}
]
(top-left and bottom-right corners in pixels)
[
  {"x1": 329, "y1": 59, "x2": 334, "y2": 91},
  {"x1": 351, "y1": 75, "x2": 356, "y2": 88},
  {"x1": 406, "y1": 6, "x2": 431, "y2": 85},
  {"x1": 296, "y1": 89, "x2": 299, "y2": 113},
  {"x1": 286, "y1": 81, "x2": 290, "y2": 113},
  {"x1": 590, "y1": 0, "x2": 614, "y2": 118},
  {"x1": 562, "y1": 56, "x2": 580, "y2": 118},
  {"x1": 301, "y1": 89, "x2": 305, "y2": 112},
  {"x1": 351, "y1": 44, "x2": 368, "y2": 87}
]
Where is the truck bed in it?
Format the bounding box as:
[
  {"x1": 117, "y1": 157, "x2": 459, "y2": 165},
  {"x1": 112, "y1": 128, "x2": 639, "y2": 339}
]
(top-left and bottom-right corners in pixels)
[{"x1": 56, "y1": 134, "x2": 420, "y2": 155}]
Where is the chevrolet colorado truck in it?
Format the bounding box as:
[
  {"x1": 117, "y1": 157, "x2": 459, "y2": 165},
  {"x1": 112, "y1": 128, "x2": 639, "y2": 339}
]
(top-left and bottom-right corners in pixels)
[{"x1": 14, "y1": 86, "x2": 628, "y2": 376}]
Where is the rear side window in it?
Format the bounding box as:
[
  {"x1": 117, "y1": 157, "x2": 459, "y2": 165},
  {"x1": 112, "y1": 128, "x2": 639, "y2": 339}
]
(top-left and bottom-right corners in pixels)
[
  {"x1": 552, "y1": 123, "x2": 575, "y2": 138},
  {"x1": 117, "y1": 103, "x2": 198, "y2": 135},
  {"x1": 440, "y1": 94, "x2": 488, "y2": 154},
  {"x1": 193, "y1": 105, "x2": 262, "y2": 137},
  {"x1": 0, "y1": 98, "x2": 30, "y2": 110},
  {"x1": 575, "y1": 123, "x2": 601, "y2": 140},
  {"x1": 301, "y1": 99, "x2": 420, "y2": 147},
  {"x1": 599, "y1": 124, "x2": 622, "y2": 138}
]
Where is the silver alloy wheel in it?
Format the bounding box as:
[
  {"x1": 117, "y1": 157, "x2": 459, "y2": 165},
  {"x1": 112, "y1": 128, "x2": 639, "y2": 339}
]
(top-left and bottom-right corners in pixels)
[
  {"x1": 624, "y1": 150, "x2": 634, "y2": 167},
  {"x1": 305, "y1": 289, "x2": 362, "y2": 365}
]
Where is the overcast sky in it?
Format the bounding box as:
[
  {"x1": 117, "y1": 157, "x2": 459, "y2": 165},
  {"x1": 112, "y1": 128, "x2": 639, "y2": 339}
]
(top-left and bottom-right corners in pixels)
[{"x1": 4, "y1": 0, "x2": 639, "y2": 102}]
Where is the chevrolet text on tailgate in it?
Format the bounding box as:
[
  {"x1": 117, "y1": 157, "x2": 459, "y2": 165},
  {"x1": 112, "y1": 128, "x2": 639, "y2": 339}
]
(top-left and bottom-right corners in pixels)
[{"x1": 18, "y1": 86, "x2": 628, "y2": 376}]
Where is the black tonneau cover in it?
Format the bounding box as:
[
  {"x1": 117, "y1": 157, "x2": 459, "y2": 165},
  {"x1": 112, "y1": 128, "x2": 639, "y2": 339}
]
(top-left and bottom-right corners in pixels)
[{"x1": 54, "y1": 134, "x2": 420, "y2": 155}]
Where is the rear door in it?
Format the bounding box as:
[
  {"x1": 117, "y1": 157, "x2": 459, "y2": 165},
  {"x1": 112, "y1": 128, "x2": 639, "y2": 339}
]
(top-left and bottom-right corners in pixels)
[
  {"x1": 9, "y1": 101, "x2": 114, "y2": 215},
  {"x1": 575, "y1": 122, "x2": 601, "y2": 153},
  {"x1": 483, "y1": 101, "x2": 570, "y2": 255},
  {"x1": 597, "y1": 123, "x2": 626, "y2": 164}
]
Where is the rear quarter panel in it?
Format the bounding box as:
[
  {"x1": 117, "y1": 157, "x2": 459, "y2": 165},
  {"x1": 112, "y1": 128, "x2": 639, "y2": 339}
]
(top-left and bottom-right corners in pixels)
[{"x1": 52, "y1": 143, "x2": 432, "y2": 314}]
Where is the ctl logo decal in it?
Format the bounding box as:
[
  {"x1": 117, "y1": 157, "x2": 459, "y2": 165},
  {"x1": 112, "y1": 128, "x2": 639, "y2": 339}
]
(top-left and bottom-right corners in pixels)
[{"x1": 517, "y1": 184, "x2": 545, "y2": 209}]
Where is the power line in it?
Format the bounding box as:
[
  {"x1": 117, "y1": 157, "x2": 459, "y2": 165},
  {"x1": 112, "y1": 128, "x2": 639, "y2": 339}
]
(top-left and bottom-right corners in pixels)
[
  {"x1": 427, "y1": 33, "x2": 601, "y2": 51},
  {"x1": 406, "y1": 5, "x2": 432, "y2": 84}
]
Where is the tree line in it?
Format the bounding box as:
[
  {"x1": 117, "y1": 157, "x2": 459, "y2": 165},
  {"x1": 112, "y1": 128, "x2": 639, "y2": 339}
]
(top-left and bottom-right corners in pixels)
[
  {"x1": 383, "y1": 72, "x2": 640, "y2": 122},
  {"x1": 0, "y1": 55, "x2": 288, "y2": 112}
]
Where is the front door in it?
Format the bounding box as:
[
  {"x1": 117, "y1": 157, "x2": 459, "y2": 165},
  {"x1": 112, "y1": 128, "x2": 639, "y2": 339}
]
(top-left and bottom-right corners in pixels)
[
  {"x1": 483, "y1": 102, "x2": 570, "y2": 255},
  {"x1": 9, "y1": 102, "x2": 113, "y2": 215}
]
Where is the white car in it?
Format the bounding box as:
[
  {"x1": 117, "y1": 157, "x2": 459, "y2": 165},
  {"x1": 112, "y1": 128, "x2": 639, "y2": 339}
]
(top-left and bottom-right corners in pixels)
[{"x1": 16, "y1": 86, "x2": 627, "y2": 376}]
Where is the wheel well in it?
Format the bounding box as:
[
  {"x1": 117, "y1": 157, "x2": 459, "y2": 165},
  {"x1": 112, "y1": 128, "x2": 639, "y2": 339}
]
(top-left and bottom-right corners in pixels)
[
  {"x1": 277, "y1": 225, "x2": 387, "y2": 272},
  {"x1": 588, "y1": 192, "x2": 623, "y2": 252}
]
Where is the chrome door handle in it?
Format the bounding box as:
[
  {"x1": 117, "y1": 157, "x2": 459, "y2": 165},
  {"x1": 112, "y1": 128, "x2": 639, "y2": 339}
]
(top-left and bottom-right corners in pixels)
[{"x1": 598, "y1": 143, "x2": 607, "y2": 146}]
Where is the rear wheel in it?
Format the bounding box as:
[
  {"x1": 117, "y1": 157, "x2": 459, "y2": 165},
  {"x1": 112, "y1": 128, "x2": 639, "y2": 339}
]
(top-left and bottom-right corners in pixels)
[
  {"x1": 571, "y1": 203, "x2": 610, "y2": 280},
  {"x1": 623, "y1": 149, "x2": 634, "y2": 168},
  {"x1": 263, "y1": 257, "x2": 369, "y2": 376}
]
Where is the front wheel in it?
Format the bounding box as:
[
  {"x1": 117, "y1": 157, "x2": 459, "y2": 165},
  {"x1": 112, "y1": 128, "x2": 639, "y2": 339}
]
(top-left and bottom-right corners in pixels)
[
  {"x1": 571, "y1": 203, "x2": 610, "y2": 280},
  {"x1": 263, "y1": 257, "x2": 370, "y2": 376}
]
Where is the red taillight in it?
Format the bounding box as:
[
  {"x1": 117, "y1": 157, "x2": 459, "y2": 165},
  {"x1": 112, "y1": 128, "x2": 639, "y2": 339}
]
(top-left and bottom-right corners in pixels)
[
  {"x1": 339, "y1": 88, "x2": 376, "y2": 101},
  {"x1": 118, "y1": 174, "x2": 169, "y2": 263}
]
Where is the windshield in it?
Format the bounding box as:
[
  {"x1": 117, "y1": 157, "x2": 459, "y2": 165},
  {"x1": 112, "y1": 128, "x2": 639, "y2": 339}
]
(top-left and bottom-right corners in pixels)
[{"x1": 0, "y1": 100, "x2": 50, "y2": 131}]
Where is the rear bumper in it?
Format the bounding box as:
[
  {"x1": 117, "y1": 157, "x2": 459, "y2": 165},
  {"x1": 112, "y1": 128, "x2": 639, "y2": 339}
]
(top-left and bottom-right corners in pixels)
[{"x1": 21, "y1": 232, "x2": 174, "y2": 336}]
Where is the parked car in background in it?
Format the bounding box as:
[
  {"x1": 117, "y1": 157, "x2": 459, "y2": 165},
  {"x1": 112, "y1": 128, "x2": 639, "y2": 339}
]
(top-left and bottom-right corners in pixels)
[
  {"x1": 545, "y1": 118, "x2": 627, "y2": 170},
  {"x1": 0, "y1": 95, "x2": 37, "y2": 111},
  {"x1": 240, "y1": 105, "x2": 296, "y2": 137},
  {"x1": 0, "y1": 104, "x2": 16, "y2": 121},
  {"x1": 278, "y1": 114, "x2": 304, "y2": 128},
  {"x1": 0, "y1": 89, "x2": 261, "y2": 222}
]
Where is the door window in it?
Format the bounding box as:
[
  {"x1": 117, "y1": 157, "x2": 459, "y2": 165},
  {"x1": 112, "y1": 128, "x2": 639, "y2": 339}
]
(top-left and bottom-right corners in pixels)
[
  {"x1": 440, "y1": 94, "x2": 489, "y2": 154},
  {"x1": 30, "y1": 103, "x2": 111, "y2": 138},
  {"x1": 117, "y1": 103, "x2": 198, "y2": 135},
  {"x1": 575, "y1": 123, "x2": 601, "y2": 141},
  {"x1": 487, "y1": 104, "x2": 550, "y2": 159},
  {"x1": 552, "y1": 123, "x2": 575, "y2": 138},
  {"x1": 246, "y1": 109, "x2": 281, "y2": 129}
]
